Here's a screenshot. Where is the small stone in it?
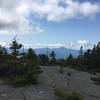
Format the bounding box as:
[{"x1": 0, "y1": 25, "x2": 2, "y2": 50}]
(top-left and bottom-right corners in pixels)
[
  {"x1": 39, "y1": 91, "x2": 43, "y2": 94},
  {"x1": 1, "y1": 94, "x2": 7, "y2": 97}
]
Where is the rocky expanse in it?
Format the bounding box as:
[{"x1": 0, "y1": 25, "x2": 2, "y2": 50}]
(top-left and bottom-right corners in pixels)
[{"x1": 0, "y1": 66, "x2": 100, "y2": 100}]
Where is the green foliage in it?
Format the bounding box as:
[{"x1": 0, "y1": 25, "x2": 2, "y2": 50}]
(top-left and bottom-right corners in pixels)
[
  {"x1": 91, "y1": 75, "x2": 100, "y2": 85},
  {"x1": 59, "y1": 67, "x2": 64, "y2": 74},
  {"x1": 75, "y1": 46, "x2": 84, "y2": 70},
  {"x1": 27, "y1": 48, "x2": 37, "y2": 60},
  {"x1": 0, "y1": 45, "x2": 8, "y2": 62},
  {"x1": 10, "y1": 38, "x2": 22, "y2": 58},
  {"x1": 57, "y1": 59, "x2": 65, "y2": 66},
  {"x1": 74, "y1": 42, "x2": 100, "y2": 72},
  {"x1": 50, "y1": 50, "x2": 56, "y2": 65},
  {"x1": 57, "y1": 59, "x2": 66, "y2": 74},
  {"x1": 54, "y1": 89, "x2": 84, "y2": 100},
  {"x1": 0, "y1": 38, "x2": 41, "y2": 86},
  {"x1": 38, "y1": 54, "x2": 49, "y2": 65},
  {"x1": 79, "y1": 46, "x2": 83, "y2": 59},
  {"x1": 67, "y1": 72, "x2": 71, "y2": 77},
  {"x1": 66, "y1": 54, "x2": 74, "y2": 67}
]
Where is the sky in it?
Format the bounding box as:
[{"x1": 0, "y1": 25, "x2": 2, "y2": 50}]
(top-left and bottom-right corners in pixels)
[{"x1": 0, "y1": 0, "x2": 100, "y2": 49}]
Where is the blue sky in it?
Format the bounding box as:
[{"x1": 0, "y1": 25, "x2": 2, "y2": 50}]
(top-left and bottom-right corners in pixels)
[{"x1": 0, "y1": 0, "x2": 100, "y2": 49}]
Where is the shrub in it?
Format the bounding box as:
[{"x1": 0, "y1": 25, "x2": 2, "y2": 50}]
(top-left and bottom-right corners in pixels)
[
  {"x1": 91, "y1": 75, "x2": 100, "y2": 85},
  {"x1": 67, "y1": 72, "x2": 71, "y2": 77},
  {"x1": 0, "y1": 59, "x2": 41, "y2": 86},
  {"x1": 54, "y1": 89, "x2": 84, "y2": 100},
  {"x1": 59, "y1": 66, "x2": 64, "y2": 74},
  {"x1": 0, "y1": 38, "x2": 42, "y2": 86}
]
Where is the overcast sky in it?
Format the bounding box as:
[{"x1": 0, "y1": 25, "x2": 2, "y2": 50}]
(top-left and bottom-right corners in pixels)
[{"x1": 0, "y1": 0, "x2": 100, "y2": 49}]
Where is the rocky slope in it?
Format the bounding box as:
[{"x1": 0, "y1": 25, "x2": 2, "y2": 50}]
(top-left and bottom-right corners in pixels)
[{"x1": 0, "y1": 66, "x2": 100, "y2": 100}]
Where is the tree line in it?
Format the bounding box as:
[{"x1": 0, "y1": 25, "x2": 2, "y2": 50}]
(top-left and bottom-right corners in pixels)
[
  {"x1": 0, "y1": 38, "x2": 64, "y2": 86},
  {"x1": 39, "y1": 42, "x2": 100, "y2": 84},
  {"x1": 38, "y1": 42, "x2": 100, "y2": 73},
  {"x1": 0, "y1": 38, "x2": 41, "y2": 86},
  {"x1": 0, "y1": 38, "x2": 100, "y2": 86},
  {"x1": 66, "y1": 42, "x2": 100, "y2": 73}
]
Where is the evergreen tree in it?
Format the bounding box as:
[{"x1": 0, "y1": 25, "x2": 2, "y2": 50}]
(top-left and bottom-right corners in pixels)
[
  {"x1": 10, "y1": 37, "x2": 22, "y2": 59},
  {"x1": 79, "y1": 46, "x2": 83, "y2": 59},
  {"x1": 66, "y1": 54, "x2": 74, "y2": 67},
  {"x1": 75, "y1": 42, "x2": 100, "y2": 72},
  {"x1": 75, "y1": 46, "x2": 84, "y2": 70},
  {"x1": 0, "y1": 45, "x2": 8, "y2": 61},
  {"x1": 38, "y1": 54, "x2": 49, "y2": 65},
  {"x1": 27, "y1": 48, "x2": 37, "y2": 60},
  {"x1": 57, "y1": 59, "x2": 65, "y2": 73},
  {"x1": 83, "y1": 49, "x2": 91, "y2": 70},
  {"x1": 0, "y1": 38, "x2": 41, "y2": 86},
  {"x1": 50, "y1": 50, "x2": 56, "y2": 65},
  {"x1": 94, "y1": 42, "x2": 100, "y2": 71}
]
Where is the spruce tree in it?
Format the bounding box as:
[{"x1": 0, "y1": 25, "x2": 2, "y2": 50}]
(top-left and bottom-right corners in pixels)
[
  {"x1": 66, "y1": 54, "x2": 74, "y2": 67},
  {"x1": 50, "y1": 50, "x2": 56, "y2": 65},
  {"x1": 0, "y1": 37, "x2": 41, "y2": 86},
  {"x1": 10, "y1": 37, "x2": 22, "y2": 59}
]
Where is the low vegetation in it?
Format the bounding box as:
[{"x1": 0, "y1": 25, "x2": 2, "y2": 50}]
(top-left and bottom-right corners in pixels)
[
  {"x1": 66, "y1": 42, "x2": 100, "y2": 73},
  {"x1": 0, "y1": 38, "x2": 41, "y2": 86},
  {"x1": 91, "y1": 74, "x2": 100, "y2": 85},
  {"x1": 54, "y1": 89, "x2": 84, "y2": 100},
  {"x1": 67, "y1": 72, "x2": 71, "y2": 77},
  {"x1": 0, "y1": 37, "x2": 100, "y2": 87},
  {"x1": 38, "y1": 42, "x2": 100, "y2": 75}
]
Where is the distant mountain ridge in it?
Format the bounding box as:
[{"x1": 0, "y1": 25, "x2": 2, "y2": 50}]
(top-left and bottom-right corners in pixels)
[
  {"x1": 7, "y1": 47, "x2": 79, "y2": 59},
  {"x1": 34, "y1": 47, "x2": 79, "y2": 59}
]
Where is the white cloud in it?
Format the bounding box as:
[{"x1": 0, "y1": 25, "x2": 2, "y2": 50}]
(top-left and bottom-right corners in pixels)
[
  {"x1": 0, "y1": 0, "x2": 44, "y2": 35},
  {"x1": 77, "y1": 40, "x2": 89, "y2": 45},
  {"x1": 0, "y1": 41, "x2": 7, "y2": 46},
  {"x1": 30, "y1": 0, "x2": 100, "y2": 22},
  {"x1": 80, "y1": 2, "x2": 100, "y2": 17},
  {"x1": 1, "y1": 39, "x2": 93, "y2": 49},
  {"x1": 24, "y1": 43, "x2": 65, "y2": 49},
  {"x1": 23, "y1": 41, "x2": 93, "y2": 49},
  {"x1": 0, "y1": 0, "x2": 99, "y2": 35},
  {"x1": 77, "y1": 40, "x2": 93, "y2": 49}
]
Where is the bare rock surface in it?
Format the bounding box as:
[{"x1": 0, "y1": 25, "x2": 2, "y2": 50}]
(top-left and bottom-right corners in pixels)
[{"x1": 0, "y1": 66, "x2": 100, "y2": 100}]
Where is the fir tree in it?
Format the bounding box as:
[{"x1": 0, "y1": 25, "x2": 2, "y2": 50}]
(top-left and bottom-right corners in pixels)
[
  {"x1": 50, "y1": 50, "x2": 56, "y2": 65},
  {"x1": 10, "y1": 37, "x2": 22, "y2": 59}
]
